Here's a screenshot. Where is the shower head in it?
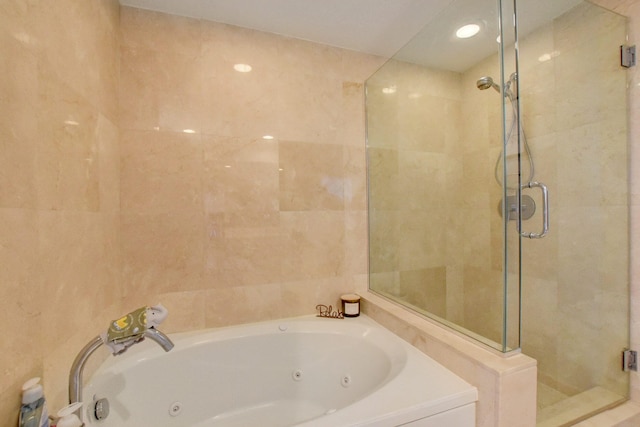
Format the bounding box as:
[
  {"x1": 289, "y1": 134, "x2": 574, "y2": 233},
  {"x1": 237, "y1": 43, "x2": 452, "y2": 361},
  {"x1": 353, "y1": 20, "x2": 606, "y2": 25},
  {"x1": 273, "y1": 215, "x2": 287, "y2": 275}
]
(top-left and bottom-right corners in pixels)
[
  {"x1": 476, "y1": 76, "x2": 500, "y2": 92},
  {"x1": 476, "y1": 74, "x2": 518, "y2": 101}
]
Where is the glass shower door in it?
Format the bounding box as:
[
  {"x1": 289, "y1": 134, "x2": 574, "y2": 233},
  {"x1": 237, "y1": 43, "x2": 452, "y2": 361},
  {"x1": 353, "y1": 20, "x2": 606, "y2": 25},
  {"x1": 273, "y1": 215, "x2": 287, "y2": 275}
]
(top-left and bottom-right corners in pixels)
[
  {"x1": 516, "y1": 1, "x2": 630, "y2": 424},
  {"x1": 366, "y1": 0, "x2": 524, "y2": 352},
  {"x1": 366, "y1": 0, "x2": 630, "y2": 423}
]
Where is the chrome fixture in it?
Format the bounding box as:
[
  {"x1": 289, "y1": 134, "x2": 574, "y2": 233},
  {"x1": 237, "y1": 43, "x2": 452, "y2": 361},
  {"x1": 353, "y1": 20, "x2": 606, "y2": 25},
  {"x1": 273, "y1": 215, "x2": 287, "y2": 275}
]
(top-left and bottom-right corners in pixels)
[
  {"x1": 477, "y1": 72, "x2": 531, "y2": 189},
  {"x1": 68, "y1": 328, "x2": 174, "y2": 420},
  {"x1": 518, "y1": 182, "x2": 549, "y2": 239},
  {"x1": 476, "y1": 72, "x2": 517, "y2": 101},
  {"x1": 476, "y1": 76, "x2": 500, "y2": 92},
  {"x1": 477, "y1": 72, "x2": 548, "y2": 239},
  {"x1": 92, "y1": 397, "x2": 110, "y2": 421}
]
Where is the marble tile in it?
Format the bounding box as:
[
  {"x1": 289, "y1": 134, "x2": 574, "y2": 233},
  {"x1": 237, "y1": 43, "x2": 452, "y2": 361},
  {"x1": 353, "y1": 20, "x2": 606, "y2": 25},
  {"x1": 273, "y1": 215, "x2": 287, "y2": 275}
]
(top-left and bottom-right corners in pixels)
[
  {"x1": 462, "y1": 207, "x2": 491, "y2": 269},
  {"x1": 0, "y1": 208, "x2": 42, "y2": 395},
  {"x1": 119, "y1": 45, "x2": 203, "y2": 133},
  {"x1": 0, "y1": 0, "x2": 40, "y2": 49},
  {"x1": 97, "y1": 114, "x2": 120, "y2": 213},
  {"x1": 276, "y1": 74, "x2": 343, "y2": 144},
  {"x1": 199, "y1": 22, "x2": 285, "y2": 139},
  {"x1": 554, "y1": 2, "x2": 627, "y2": 54},
  {"x1": 344, "y1": 211, "x2": 368, "y2": 276},
  {"x1": 205, "y1": 214, "x2": 284, "y2": 288},
  {"x1": 521, "y1": 276, "x2": 559, "y2": 372},
  {"x1": 397, "y1": 208, "x2": 448, "y2": 271},
  {"x1": 279, "y1": 141, "x2": 345, "y2": 211},
  {"x1": 369, "y1": 209, "x2": 400, "y2": 273},
  {"x1": 36, "y1": 70, "x2": 101, "y2": 211},
  {"x1": 203, "y1": 135, "x2": 279, "y2": 214},
  {"x1": 120, "y1": 6, "x2": 201, "y2": 55},
  {"x1": 35, "y1": 0, "x2": 120, "y2": 120},
  {"x1": 367, "y1": 147, "x2": 399, "y2": 211},
  {"x1": 204, "y1": 283, "x2": 283, "y2": 327},
  {"x1": 101, "y1": 213, "x2": 122, "y2": 296},
  {"x1": 280, "y1": 211, "x2": 346, "y2": 281},
  {"x1": 121, "y1": 212, "x2": 205, "y2": 295},
  {"x1": 36, "y1": 149, "x2": 100, "y2": 212},
  {"x1": 149, "y1": 290, "x2": 208, "y2": 333},
  {"x1": 399, "y1": 267, "x2": 447, "y2": 318},
  {"x1": 120, "y1": 130, "x2": 203, "y2": 214},
  {"x1": 338, "y1": 82, "x2": 366, "y2": 148},
  {"x1": 37, "y1": 211, "x2": 118, "y2": 349},
  {"x1": 0, "y1": 0, "x2": 122, "y2": 422},
  {"x1": 0, "y1": 29, "x2": 37, "y2": 209},
  {"x1": 397, "y1": 151, "x2": 447, "y2": 210},
  {"x1": 462, "y1": 266, "x2": 504, "y2": 344},
  {"x1": 498, "y1": 367, "x2": 537, "y2": 427},
  {"x1": 343, "y1": 145, "x2": 367, "y2": 210}
]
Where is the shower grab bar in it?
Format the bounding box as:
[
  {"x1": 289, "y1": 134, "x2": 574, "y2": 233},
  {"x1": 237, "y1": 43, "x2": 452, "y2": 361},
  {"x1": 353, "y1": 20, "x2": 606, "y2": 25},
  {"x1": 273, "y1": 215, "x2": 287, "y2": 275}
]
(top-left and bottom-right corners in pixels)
[{"x1": 520, "y1": 181, "x2": 549, "y2": 239}]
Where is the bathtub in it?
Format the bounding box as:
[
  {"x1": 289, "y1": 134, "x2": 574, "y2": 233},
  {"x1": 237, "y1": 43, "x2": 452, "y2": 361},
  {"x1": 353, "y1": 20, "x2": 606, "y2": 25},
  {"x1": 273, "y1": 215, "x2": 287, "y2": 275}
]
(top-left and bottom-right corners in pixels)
[{"x1": 82, "y1": 315, "x2": 477, "y2": 426}]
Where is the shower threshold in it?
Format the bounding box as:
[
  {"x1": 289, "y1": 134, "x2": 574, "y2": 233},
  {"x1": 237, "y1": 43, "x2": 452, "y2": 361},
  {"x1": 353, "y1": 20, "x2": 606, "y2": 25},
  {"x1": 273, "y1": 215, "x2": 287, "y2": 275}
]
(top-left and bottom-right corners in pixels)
[{"x1": 537, "y1": 385, "x2": 625, "y2": 427}]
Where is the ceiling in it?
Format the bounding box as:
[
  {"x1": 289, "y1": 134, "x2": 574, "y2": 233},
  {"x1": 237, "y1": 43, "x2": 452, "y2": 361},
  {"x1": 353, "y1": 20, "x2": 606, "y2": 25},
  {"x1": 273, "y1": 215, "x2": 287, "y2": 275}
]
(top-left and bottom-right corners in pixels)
[
  {"x1": 395, "y1": 0, "x2": 583, "y2": 72},
  {"x1": 119, "y1": 0, "x2": 585, "y2": 72},
  {"x1": 119, "y1": 0, "x2": 454, "y2": 58}
]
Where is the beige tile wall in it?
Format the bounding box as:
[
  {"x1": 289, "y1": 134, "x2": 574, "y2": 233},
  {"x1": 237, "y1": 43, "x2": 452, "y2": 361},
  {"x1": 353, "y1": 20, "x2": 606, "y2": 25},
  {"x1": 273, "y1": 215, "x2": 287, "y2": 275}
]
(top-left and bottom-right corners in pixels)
[
  {"x1": 117, "y1": 6, "x2": 383, "y2": 334},
  {"x1": 366, "y1": 60, "x2": 467, "y2": 326},
  {"x1": 0, "y1": 1, "x2": 383, "y2": 420},
  {"x1": 0, "y1": 0, "x2": 122, "y2": 422}
]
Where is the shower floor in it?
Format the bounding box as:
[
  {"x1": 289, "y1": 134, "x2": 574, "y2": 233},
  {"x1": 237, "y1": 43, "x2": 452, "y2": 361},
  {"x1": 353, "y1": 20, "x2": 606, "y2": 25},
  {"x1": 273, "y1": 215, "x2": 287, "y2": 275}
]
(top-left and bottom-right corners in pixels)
[{"x1": 537, "y1": 384, "x2": 625, "y2": 427}]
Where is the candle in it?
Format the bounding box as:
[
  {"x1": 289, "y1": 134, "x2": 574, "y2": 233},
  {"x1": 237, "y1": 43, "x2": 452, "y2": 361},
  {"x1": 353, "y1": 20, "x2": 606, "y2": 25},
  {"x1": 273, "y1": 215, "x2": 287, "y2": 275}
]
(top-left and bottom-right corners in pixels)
[{"x1": 341, "y1": 294, "x2": 360, "y2": 318}]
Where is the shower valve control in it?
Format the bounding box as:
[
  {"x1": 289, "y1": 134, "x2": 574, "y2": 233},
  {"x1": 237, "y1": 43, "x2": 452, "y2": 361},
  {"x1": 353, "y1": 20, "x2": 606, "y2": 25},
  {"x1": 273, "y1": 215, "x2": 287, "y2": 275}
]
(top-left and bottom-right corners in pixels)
[{"x1": 499, "y1": 195, "x2": 536, "y2": 221}]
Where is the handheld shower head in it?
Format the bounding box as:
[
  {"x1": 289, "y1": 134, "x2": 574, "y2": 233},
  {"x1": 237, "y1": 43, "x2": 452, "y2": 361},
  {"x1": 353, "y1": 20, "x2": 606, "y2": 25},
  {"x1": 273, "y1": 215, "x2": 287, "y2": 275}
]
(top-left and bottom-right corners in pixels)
[
  {"x1": 476, "y1": 74, "x2": 517, "y2": 100},
  {"x1": 476, "y1": 76, "x2": 500, "y2": 92}
]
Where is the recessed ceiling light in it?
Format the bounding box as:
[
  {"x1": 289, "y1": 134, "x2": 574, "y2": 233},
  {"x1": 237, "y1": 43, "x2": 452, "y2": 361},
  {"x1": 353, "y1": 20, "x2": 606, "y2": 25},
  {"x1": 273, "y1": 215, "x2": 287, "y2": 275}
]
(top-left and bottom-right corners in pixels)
[
  {"x1": 183, "y1": 129, "x2": 196, "y2": 134},
  {"x1": 262, "y1": 135, "x2": 275, "y2": 140},
  {"x1": 234, "y1": 63, "x2": 252, "y2": 73},
  {"x1": 456, "y1": 24, "x2": 480, "y2": 39}
]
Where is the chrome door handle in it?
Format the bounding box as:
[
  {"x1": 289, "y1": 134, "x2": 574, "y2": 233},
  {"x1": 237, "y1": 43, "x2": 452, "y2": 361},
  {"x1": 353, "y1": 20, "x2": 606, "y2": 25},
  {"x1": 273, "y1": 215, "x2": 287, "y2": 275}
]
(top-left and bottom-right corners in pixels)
[{"x1": 520, "y1": 181, "x2": 548, "y2": 239}]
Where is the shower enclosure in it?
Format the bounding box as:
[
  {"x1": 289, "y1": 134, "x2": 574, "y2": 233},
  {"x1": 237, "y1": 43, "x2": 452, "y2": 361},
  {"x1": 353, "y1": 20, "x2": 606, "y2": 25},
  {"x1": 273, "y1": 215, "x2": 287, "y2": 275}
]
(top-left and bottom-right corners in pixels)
[{"x1": 366, "y1": 0, "x2": 629, "y2": 425}]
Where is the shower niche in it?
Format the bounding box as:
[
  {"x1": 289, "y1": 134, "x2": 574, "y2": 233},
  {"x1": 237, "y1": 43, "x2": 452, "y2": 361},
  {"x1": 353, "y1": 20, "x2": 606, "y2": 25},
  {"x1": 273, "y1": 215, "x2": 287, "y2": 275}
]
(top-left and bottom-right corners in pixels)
[{"x1": 366, "y1": 0, "x2": 629, "y2": 424}]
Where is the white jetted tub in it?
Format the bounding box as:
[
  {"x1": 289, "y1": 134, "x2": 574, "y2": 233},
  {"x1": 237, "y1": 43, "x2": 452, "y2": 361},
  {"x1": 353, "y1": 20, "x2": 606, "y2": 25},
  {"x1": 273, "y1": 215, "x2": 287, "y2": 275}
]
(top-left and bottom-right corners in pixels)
[{"x1": 82, "y1": 315, "x2": 477, "y2": 426}]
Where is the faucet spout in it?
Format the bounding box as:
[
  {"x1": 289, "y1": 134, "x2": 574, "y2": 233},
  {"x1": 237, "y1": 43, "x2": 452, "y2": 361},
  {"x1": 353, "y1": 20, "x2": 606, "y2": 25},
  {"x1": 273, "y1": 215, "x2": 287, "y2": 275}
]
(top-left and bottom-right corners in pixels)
[
  {"x1": 144, "y1": 327, "x2": 174, "y2": 352},
  {"x1": 69, "y1": 336, "x2": 104, "y2": 407},
  {"x1": 69, "y1": 328, "x2": 174, "y2": 420}
]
